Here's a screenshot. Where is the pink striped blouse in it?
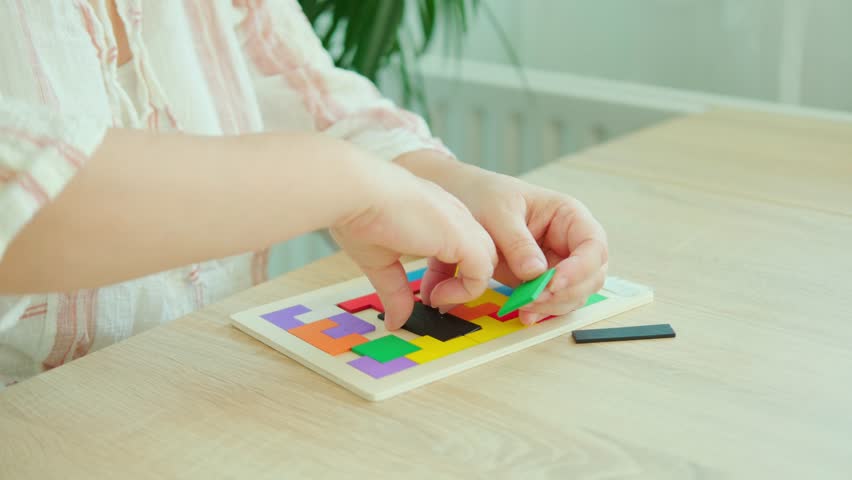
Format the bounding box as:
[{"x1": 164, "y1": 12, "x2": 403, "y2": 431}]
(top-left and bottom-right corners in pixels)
[{"x1": 0, "y1": 0, "x2": 448, "y2": 388}]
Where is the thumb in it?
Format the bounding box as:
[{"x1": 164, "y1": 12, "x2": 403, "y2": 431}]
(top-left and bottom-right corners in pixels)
[{"x1": 491, "y1": 215, "x2": 547, "y2": 281}]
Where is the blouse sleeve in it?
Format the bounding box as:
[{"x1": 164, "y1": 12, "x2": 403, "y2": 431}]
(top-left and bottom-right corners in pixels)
[
  {"x1": 234, "y1": 0, "x2": 453, "y2": 162},
  {"x1": 0, "y1": 96, "x2": 106, "y2": 260}
]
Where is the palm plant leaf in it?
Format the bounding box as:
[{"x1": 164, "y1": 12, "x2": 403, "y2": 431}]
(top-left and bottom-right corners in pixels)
[{"x1": 298, "y1": 0, "x2": 520, "y2": 110}]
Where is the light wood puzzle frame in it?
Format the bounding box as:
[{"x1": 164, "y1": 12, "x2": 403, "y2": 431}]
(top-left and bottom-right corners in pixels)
[{"x1": 231, "y1": 260, "x2": 653, "y2": 401}]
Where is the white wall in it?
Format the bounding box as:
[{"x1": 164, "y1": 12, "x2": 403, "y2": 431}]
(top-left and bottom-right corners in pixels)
[
  {"x1": 452, "y1": 0, "x2": 852, "y2": 112},
  {"x1": 799, "y1": 2, "x2": 852, "y2": 110}
]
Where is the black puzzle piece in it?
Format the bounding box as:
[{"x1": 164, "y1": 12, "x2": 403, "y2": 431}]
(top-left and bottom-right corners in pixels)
[
  {"x1": 572, "y1": 323, "x2": 676, "y2": 343},
  {"x1": 378, "y1": 302, "x2": 481, "y2": 341}
]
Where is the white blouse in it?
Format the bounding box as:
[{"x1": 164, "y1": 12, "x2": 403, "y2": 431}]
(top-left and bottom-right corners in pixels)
[{"x1": 0, "y1": 0, "x2": 448, "y2": 388}]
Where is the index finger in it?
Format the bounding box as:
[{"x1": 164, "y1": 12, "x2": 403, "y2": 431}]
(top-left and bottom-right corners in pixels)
[
  {"x1": 544, "y1": 199, "x2": 608, "y2": 292},
  {"x1": 544, "y1": 199, "x2": 607, "y2": 256},
  {"x1": 548, "y1": 238, "x2": 607, "y2": 294}
]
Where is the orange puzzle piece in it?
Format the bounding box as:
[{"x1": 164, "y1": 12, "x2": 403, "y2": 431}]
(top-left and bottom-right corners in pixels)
[
  {"x1": 287, "y1": 319, "x2": 368, "y2": 355},
  {"x1": 448, "y1": 302, "x2": 500, "y2": 321}
]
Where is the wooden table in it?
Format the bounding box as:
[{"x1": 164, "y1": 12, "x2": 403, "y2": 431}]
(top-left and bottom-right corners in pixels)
[{"x1": 2, "y1": 110, "x2": 851, "y2": 478}]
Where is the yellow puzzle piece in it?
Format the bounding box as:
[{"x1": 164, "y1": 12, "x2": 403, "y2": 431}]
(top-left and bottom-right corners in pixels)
[
  {"x1": 406, "y1": 335, "x2": 477, "y2": 364},
  {"x1": 464, "y1": 289, "x2": 509, "y2": 308},
  {"x1": 465, "y1": 316, "x2": 526, "y2": 343}
]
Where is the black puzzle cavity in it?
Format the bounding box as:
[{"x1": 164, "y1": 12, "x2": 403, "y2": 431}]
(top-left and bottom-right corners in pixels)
[{"x1": 378, "y1": 302, "x2": 481, "y2": 341}]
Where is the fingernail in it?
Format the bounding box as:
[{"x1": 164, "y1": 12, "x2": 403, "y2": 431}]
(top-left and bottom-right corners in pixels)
[
  {"x1": 522, "y1": 312, "x2": 542, "y2": 326},
  {"x1": 521, "y1": 257, "x2": 546, "y2": 276}
]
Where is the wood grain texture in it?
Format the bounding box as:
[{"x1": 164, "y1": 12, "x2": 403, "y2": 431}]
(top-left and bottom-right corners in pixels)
[
  {"x1": 2, "y1": 109, "x2": 851, "y2": 479},
  {"x1": 571, "y1": 109, "x2": 852, "y2": 216}
]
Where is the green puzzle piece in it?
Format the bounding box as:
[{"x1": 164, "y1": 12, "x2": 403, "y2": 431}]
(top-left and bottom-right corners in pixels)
[
  {"x1": 352, "y1": 335, "x2": 421, "y2": 363},
  {"x1": 584, "y1": 293, "x2": 607, "y2": 307},
  {"x1": 497, "y1": 268, "x2": 557, "y2": 317}
]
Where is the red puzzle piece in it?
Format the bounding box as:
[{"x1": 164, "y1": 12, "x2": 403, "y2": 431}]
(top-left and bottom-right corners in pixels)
[
  {"x1": 489, "y1": 310, "x2": 555, "y2": 323},
  {"x1": 448, "y1": 302, "x2": 500, "y2": 321},
  {"x1": 338, "y1": 292, "x2": 384, "y2": 313},
  {"x1": 489, "y1": 309, "x2": 520, "y2": 322},
  {"x1": 338, "y1": 279, "x2": 422, "y2": 314}
]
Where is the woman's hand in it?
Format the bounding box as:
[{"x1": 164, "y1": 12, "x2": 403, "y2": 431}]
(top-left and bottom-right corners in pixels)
[
  {"x1": 0, "y1": 130, "x2": 497, "y2": 308},
  {"x1": 396, "y1": 151, "x2": 608, "y2": 326},
  {"x1": 331, "y1": 160, "x2": 497, "y2": 330}
]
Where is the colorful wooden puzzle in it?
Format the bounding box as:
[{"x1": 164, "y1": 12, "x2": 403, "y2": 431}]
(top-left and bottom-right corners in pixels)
[{"x1": 231, "y1": 260, "x2": 653, "y2": 401}]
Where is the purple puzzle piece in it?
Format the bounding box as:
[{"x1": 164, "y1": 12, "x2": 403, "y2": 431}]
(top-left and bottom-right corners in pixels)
[
  {"x1": 261, "y1": 305, "x2": 311, "y2": 331},
  {"x1": 322, "y1": 312, "x2": 376, "y2": 339},
  {"x1": 348, "y1": 356, "x2": 417, "y2": 379}
]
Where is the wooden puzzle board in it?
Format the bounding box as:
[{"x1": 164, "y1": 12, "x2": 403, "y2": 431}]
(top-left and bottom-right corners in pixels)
[{"x1": 231, "y1": 260, "x2": 653, "y2": 401}]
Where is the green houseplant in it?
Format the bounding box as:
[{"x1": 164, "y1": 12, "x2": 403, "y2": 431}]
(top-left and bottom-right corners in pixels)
[{"x1": 297, "y1": 0, "x2": 517, "y2": 112}]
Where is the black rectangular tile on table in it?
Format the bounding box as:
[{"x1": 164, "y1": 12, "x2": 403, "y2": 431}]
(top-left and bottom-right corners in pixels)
[
  {"x1": 572, "y1": 323, "x2": 676, "y2": 344},
  {"x1": 378, "y1": 302, "x2": 481, "y2": 341}
]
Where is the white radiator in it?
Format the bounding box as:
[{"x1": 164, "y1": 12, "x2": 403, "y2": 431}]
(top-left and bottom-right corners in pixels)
[{"x1": 268, "y1": 57, "x2": 851, "y2": 277}]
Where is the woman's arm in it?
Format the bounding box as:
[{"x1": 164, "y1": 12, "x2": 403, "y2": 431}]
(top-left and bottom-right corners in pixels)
[
  {"x1": 1, "y1": 128, "x2": 498, "y2": 330},
  {"x1": 0, "y1": 128, "x2": 375, "y2": 292}
]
